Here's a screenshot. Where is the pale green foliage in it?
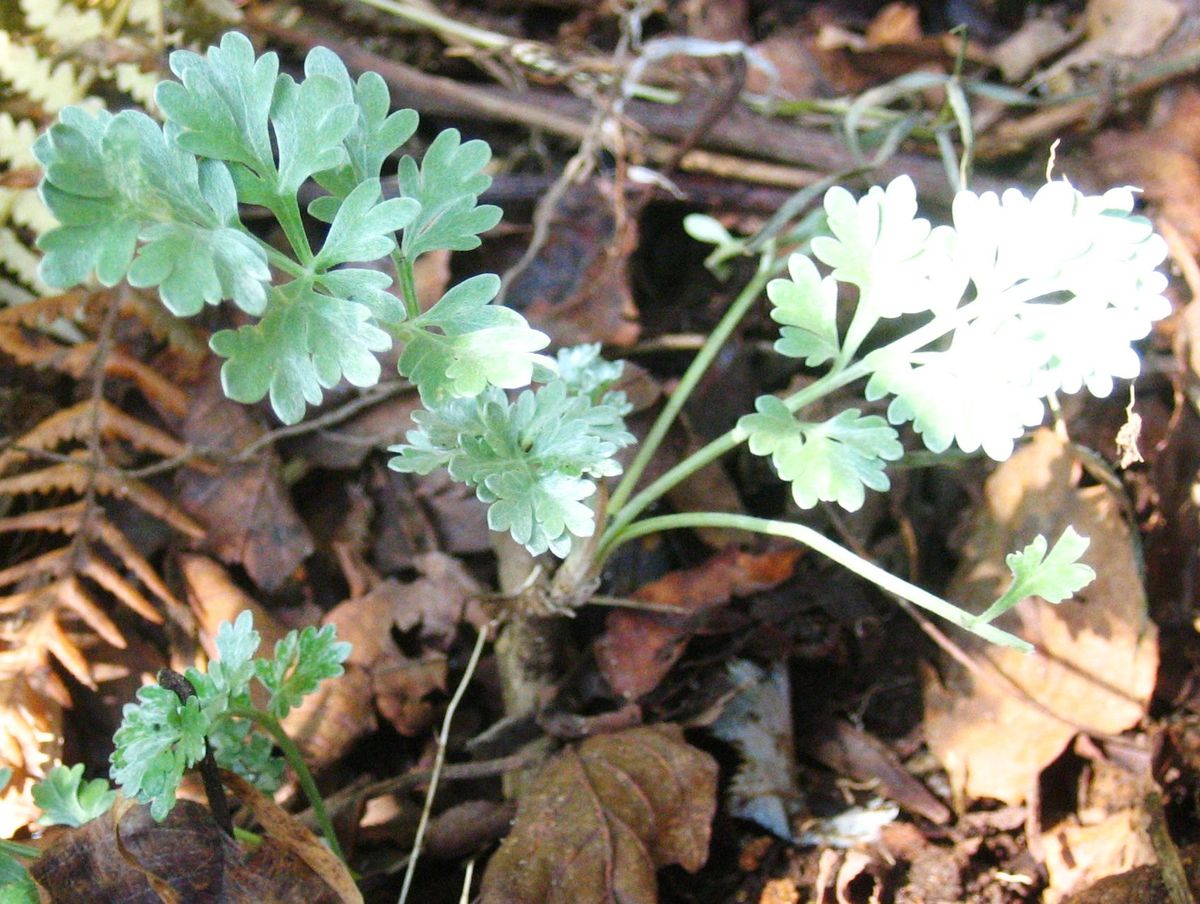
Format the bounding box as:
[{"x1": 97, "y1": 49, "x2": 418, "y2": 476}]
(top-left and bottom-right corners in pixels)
[
  {"x1": 389, "y1": 352, "x2": 634, "y2": 556},
  {"x1": 398, "y1": 128, "x2": 503, "y2": 258},
  {"x1": 397, "y1": 274, "x2": 551, "y2": 403},
  {"x1": 554, "y1": 342, "x2": 625, "y2": 398},
  {"x1": 745, "y1": 175, "x2": 1169, "y2": 511},
  {"x1": 256, "y1": 624, "x2": 352, "y2": 721},
  {"x1": 35, "y1": 31, "x2": 543, "y2": 426},
  {"x1": 969, "y1": 527, "x2": 1096, "y2": 625},
  {"x1": 110, "y1": 611, "x2": 349, "y2": 821},
  {"x1": 0, "y1": 851, "x2": 37, "y2": 904},
  {"x1": 767, "y1": 253, "x2": 840, "y2": 366},
  {"x1": 741, "y1": 398, "x2": 902, "y2": 511},
  {"x1": 31, "y1": 764, "x2": 115, "y2": 827},
  {"x1": 34, "y1": 106, "x2": 270, "y2": 316}
]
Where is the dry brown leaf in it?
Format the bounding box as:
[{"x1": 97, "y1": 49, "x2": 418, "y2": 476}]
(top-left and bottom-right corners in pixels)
[
  {"x1": 504, "y1": 180, "x2": 640, "y2": 348},
  {"x1": 759, "y1": 877, "x2": 801, "y2": 904},
  {"x1": 1043, "y1": 809, "x2": 1157, "y2": 904},
  {"x1": 865, "y1": 2, "x2": 922, "y2": 46},
  {"x1": 30, "y1": 798, "x2": 346, "y2": 903},
  {"x1": 989, "y1": 15, "x2": 1078, "y2": 82},
  {"x1": 480, "y1": 724, "x2": 718, "y2": 904},
  {"x1": 0, "y1": 661, "x2": 62, "y2": 838},
  {"x1": 0, "y1": 399, "x2": 193, "y2": 476},
  {"x1": 1079, "y1": 0, "x2": 1180, "y2": 60},
  {"x1": 222, "y1": 771, "x2": 362, "y2": 904},
  {"x1": 176, "y1": 377, "x2": 313, "y2": 593},
  {"x1": 282, "y1": 574, "x2": 468, "y2": 766},
  {"x1": 180, "y1": 554, "x2": 289, "y2": 653},
  {"x1": 923, "y1": 429, "x2": 1157, "y2": 806},
  {"x1": 1064, "y1": 843, "x2": 1200, "y2": 903},
  {"x1": 1093, "y1": 88, "x2": 1200, "y2": 254},
  {"x1": 596, "y1": 548, "x2": 801, "y2": 700},
  {"x1": 0, "y1": 460, "x2": 204, "y2": 539}
]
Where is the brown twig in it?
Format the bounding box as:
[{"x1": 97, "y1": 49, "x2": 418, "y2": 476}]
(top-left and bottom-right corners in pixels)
[{"x1": 247, "y1": 7, "x2": 1001, "y2": 204}]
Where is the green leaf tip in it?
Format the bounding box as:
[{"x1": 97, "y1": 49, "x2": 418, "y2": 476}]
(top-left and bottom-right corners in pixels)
[
  {"x1": 32, "y1": 764, "x2": 116, "y2": 828},
  {"x1": 390, "y1": 371, "x2": 634, "y2": 556},
  {"x1": 968, "y1": 527, "x2": 1096, "y2": 628},
  {"x1": 740, "y1": 398, "x2": 902, "y2": 512},
  {"x1": 34, "y1": 107, "x2": 271, "y2": 316}
]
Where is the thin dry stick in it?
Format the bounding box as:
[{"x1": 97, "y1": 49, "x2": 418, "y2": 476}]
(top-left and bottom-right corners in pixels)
[
  {"x1": 458, "y1": 858, "x2": 476, "y2": 904},
  {"x1": 1145, "y1": 786, "x2": 1196, "y2": 904},
  {"x1": 398, "y1": 619, "x2": 496, "y2": 904}
]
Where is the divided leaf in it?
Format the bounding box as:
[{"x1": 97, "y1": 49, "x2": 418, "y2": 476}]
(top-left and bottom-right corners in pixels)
[
  {"x1": 34, "y1": 108, "x2": 270, "y2": 316},
  {"x1": 969, "y1": 527, "x2": 1096, "y2": 625},
  {"x1": 256, "y1": 625, "x2": 352, "y2": 721},
  {"x1": 810, "y1": 175, "x2": 945, "y2": 318},
  {"x1": 480, "y1": 725, "x2": 718, "y2": 904},
  {"x1": 312, "y1": 178, "x2": 418, "y2": 272},
  {"x1": 740, "y1": 397, "x2": 902, "y2": 511},
  {"x1": 865, "y1": 327, "x2": 1048, "y2": 462},
  {"x1": 306, "y1": 45, "x2": 419, "y2": 198},
  {"x1": 211, "y1": 281, "x2": 391, "y2": 425},
  {"x1": 390, "y1": 378, "x2": 634, "y2": 556},
  {"x1": 155, "y1": 31, "x2": 277, "y2": 175},
  {"x1": 397, "y1": 128, "x2": 502, "y2": 259},
  {"x1": 553, "y1": 342, "x2": 625, "y2": 400},
  {"x1": 32, "y1": 764, "x2": 115, "y2": 828},
  {"x1": 110, "y1": 685, "x2": 208, "y2": 821},
  {"x1": 269, "y1": 72, "x2": 356, "y2": 197},
  {"x1": 768, "y1": 253, "x2": 840, "y2": 366},
  {"x1": 109, "y1": 612, "x2": 350, "y2": 820},
  {"x1": 398, "y1": 274, "x2": 551, "y2": 402}
]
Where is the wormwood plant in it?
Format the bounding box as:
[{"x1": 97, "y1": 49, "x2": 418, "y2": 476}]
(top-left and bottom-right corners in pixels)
[
  {"x1": 27, "y1": 31, "x2": 1170, "y2": 852},
  {"x1": 33, "y1": 33, "x2": 1170, "y2": 645}
]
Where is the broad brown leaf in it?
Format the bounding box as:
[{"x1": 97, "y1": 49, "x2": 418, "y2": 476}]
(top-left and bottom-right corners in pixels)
[
  {"x1": 503, "y1": 180, "x2": 640, "y2": 348},
  {"x1": 596, "y1": 548, "x2": 801, "y2": 700},
  {"x1": 176, "y1": 376, "x2": 313, "y2": 593},
  {"x1": 480, "y1": 724, "x2": 717, "y2": 904},
  {"x1": 923, "y1": 429, "x2": 1157, "y2": 806}
]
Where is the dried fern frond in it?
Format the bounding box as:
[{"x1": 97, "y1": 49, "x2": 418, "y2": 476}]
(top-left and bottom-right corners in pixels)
[
  {"x1": 0, "y1": 458, "x2": 205, "y2": 539},
  {"x1": 0, "y1": 657, "x2": 62, "y2": 837},
  {"x1": 0, "y1": 292, "x2": 193, "y2": 415},
  {"x1": 0, "y1": 398, "x2": 194, "y2": 474}
]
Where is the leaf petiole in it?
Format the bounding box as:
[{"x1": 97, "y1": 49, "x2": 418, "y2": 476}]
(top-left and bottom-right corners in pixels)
[
  {"x1": 607, "y1": 251, "x2": 777, "y2": 518},
  {"x1": 227, "y1": 705, "x2": 345, "y2": 862},
  {"x1": 391, "y1": 248, "x2": 422, "y2": 322},
  {"x1": 604, "y1": 512, "x2": 1032, "y2": 650}
]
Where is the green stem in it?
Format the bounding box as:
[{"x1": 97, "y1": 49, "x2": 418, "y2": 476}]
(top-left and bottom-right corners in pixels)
[
  {"x1": 252, "y1": 236, "x2": 307, "y2": 280},
  {"x1": 597, "y1": 357, "x2": 870, "y2": 561},
  {"x1": 603, "y1": 512, "x2": 1030, "y2": 650},
  {"x1": 391, "y1": 249, "x2": 422, "y2": 322},
  {"x1": 229, "y1": 706, "x2": 345, "y2": 863},
  {"x1": 0, "y1": 839, "x2": 39, "y2": 859},
  {"x1": 272, "y1": 194, "x2": 314, "y2": 266},
  {"x1": 607, "y1": 253, "x2": 776, "y2": 517}
]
